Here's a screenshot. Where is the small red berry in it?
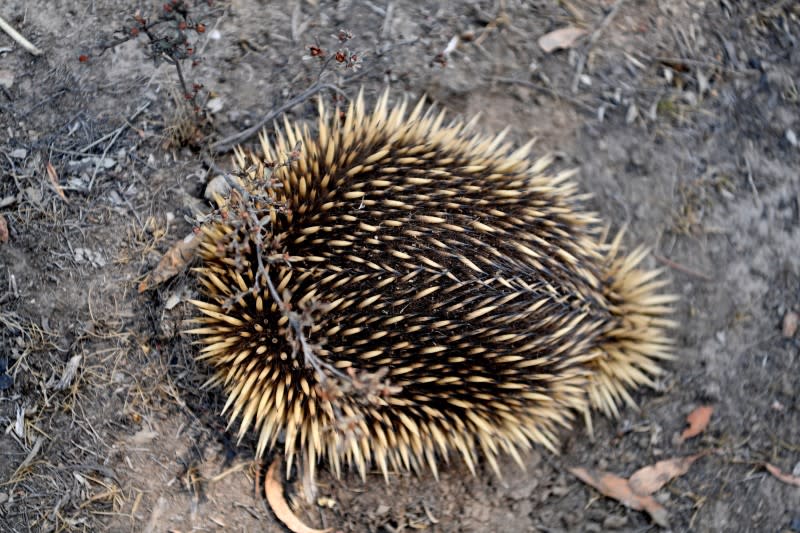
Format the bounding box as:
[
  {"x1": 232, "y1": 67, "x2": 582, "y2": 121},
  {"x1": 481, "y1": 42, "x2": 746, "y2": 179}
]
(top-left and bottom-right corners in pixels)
[
  {"x1": 78, "y1": 54, "x2": 89, "y2": 63},
  {"x1": 196, "y1": 23, "x2": 206, "y2": 33}
]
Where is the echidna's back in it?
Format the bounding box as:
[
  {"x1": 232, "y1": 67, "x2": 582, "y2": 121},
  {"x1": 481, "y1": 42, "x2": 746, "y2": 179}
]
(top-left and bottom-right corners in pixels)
[{"x1": 191, "y1": 91, "x2": 676, "y2": 480}]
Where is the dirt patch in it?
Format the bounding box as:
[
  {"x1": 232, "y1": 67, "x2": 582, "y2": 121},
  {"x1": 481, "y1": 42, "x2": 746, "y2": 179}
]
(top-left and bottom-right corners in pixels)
[{"x1": 1, "y1": 1, "x2": 799, "y2": 532}]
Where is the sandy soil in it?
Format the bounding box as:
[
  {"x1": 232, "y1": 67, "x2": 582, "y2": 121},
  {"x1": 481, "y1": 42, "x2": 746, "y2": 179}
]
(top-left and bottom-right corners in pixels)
[{"x1": 1, "y1": 1, "x2": 799, "y2": 532}]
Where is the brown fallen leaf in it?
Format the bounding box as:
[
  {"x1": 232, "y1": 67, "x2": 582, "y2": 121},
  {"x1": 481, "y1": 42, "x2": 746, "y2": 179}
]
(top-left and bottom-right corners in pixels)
[
  {"x1": 265, "y1": 457, "x2": 332, "y2": 533},
  {"x1": 538, "y1": 26, "x2": 587, "y2": 53},
  {"x1": 46, "y1": 161, "x2": 68, "y2": 202},
  {"x1": 629, "y1": 453, "x2": 707, "y2": 496},
  {"x1": 569, "y1": 467, "x2": 669, "y2": 527},
  {"x1": 138, "y1": 232, "x2": 200, "y2": 293},
  {"x1": 679, "y1": 405, "x2": 713, "y2": 442},
  {"x1": 765, "y1": 463, "x2": 800, "y2": 487},
  {"x1": 0, "y1": 214, "x2": 7, "y2": 244}
]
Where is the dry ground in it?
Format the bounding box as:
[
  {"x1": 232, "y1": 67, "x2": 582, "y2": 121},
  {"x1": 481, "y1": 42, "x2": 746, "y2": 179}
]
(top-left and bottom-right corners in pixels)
[{"x1": 1, "y1": 0, "x2": 799, "y2": 532}]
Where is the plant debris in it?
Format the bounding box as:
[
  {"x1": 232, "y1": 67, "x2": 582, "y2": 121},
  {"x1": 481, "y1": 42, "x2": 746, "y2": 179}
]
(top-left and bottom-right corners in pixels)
[
  {"x1": 538, "y1": 26, "x2": 587, "y2": 53},
  {"x1": 679, "y1": 405, "x2": 713, "y2": 442},
  {"x1": 569, "y1": 467, "x2": 669, "y2": 527},
  {"x1": 628, "y1": 453, "x2": 708, "y2": 495},
  {"x1": 265, "y1": 457, "x2": 332, "y2": 533},
  {"x1": 764, "y1": 463, "x2": 800, "y2": 487},
  {"x1": 138, "y1": 232, "x2": 200, "y2": 292}
]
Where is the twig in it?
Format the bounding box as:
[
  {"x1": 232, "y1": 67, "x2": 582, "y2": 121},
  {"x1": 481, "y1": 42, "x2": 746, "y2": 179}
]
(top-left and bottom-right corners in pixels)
[
  {"x1": 571, "y1": 0, "x2": 625, "y2": 93},
  {"x1": 653, "y1": 254, "x2": 712, "y2": 281},
  {"x1": 0, "y1": 14, "x2": 43, "y2": 56},
  {"x1": 494, "y1": 76, "x2": 596, "y2": 114},
  {"x1": 13, "y1": 436, "x2": 43, "y2": 477},
  {"x1": 80, "y1": 101, "x2": 151, "y2": 153},
  {"x1": 210, "y1": 82, "x2": 341, "y2": 153},
  {"x1": 211, "y1": 38, "x2": 419, "y2": 153},
  {"x1": 381, "y1": 2, "x2": 395, "y2": 38},
  {"x1": 88, "y1": 101, "x2": 151, "y2": 190},
  {"x1": 651, "y1": 55, "x2": 760, "y2": 75},
  {"x1": 744, "y1": 150, "x2": 761, "y2": 208}
]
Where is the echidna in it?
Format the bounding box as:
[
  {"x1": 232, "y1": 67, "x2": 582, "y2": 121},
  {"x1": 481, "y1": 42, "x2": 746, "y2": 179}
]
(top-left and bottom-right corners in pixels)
[{"x1": 187, "y1": 90, "x2": 676, "y2": 482}]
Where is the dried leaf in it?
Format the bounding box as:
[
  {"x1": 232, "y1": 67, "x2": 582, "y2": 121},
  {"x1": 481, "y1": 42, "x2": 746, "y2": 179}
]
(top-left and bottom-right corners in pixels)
[
  {"x1": 0, "y1": 214, "x2": 7, "y2": 244},
  {"x1": 629, "y1": 453, "x2": 706, "y2": 495},
  {"x1": 538, "y1": 26, "x2": 587, "y2": 53},
  {"x1": 569, "y1": 467, "x2": 669, "y2": 527},
  {"x1": 54, "y1": 354, "x2": 83, "y2": 390},
  {"x1": 265, "y1": 458, "x2": 332, "y2": 533},
  {"x1": 765, "y1": 463, "x2": 800, "y2": 487},
  {"x1": 138, "y1": 232, "x2": 200, "y2": 293},
  {"x1": 13, "y1": 436, "x2": 43, "y2": 476},
  {"x1": 46, "y1": 161, "x2": 68, "y2": 202},
  {"x1": 679, "y1": 405, "x2": 713, "y2": 442}
]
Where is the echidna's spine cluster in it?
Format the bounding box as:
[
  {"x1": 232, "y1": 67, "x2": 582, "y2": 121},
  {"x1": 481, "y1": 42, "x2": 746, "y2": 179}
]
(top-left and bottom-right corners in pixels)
[{"x1": 187, "y1": 90, "x2": 676, "y2": 481}]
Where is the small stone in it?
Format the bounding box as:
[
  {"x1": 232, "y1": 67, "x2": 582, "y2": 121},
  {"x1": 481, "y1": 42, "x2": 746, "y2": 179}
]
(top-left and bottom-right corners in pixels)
[
  {"x1": 206, "y1": 97, "x2": 224, "y2": 114},
  {"x1": 23, "y1": 186, "x2": 42, "y2": 205},
  {"x1": 0, "y1": 69, "x2": 14, "y2": 89},
  {"x1": 374, "y1": 504, "x2": 390, "y2": 515},
  {"x1": 783, "y1": 311, "x2": 798, "y2": 338},
  {"x1": 702, "y1": 381, "x2": 721, "y2": 402},
  {"x1": 697, "y1": 71, "x2": 710, "y2": 94},
  {"x1": 786, "y1": 129, "x2": 798, "y2": 147},
  {"x1": 603, "y1": 514, "x2": 628, "y2": 529},
  {"x1": 10, "y1": 148, "x2": 26, "y2": 159},
  {"x1": 625, "y1": 104, "x2": 638, "y2": 124},
  {"x1": 74, "y1": 248, "x2": 107, "y2": 268},
  {"x1": 164, "y1": 293, "x2": 181, "y2": 310},
  {"x1": 92, "y1": 157, "x2": 117, "y2": 169},
  {"x1": 205, "y1": 175, "x2": 231, "y2": 201}
]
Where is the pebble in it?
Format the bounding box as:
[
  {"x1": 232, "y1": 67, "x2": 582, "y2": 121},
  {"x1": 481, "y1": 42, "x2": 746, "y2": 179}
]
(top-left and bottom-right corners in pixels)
[
  {"x1": 0, "y1": 69, "x2": 14, "y2": 89},
  {"x1": 204, "y1": 175, "x2": 231, "y2": 201},
  {"x1": 206, "y1": 97, "x2": 224, "y2": 114},
  {"x1": 786, "y1": 129, "x2": 798, "y2": 147},
  {"x1": 603, "y1": 514, "x2": 629, "y2": 529},
  {"x1": 782, "y1": 311, "x2": 798, "y2": 338}
]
